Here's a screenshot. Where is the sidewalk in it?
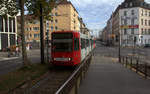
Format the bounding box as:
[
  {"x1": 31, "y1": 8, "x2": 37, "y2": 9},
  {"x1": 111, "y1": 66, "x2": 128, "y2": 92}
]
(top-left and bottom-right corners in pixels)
[{"x1": 78, "y1": 56, "x2": 150, "y2": 94}]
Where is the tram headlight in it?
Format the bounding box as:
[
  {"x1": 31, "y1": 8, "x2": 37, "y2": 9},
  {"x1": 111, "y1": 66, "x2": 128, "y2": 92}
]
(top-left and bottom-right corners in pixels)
[
  {"x1": 53, "y1": 58, "x2": 72, "y2": 61},
  {"x1": 68, "y1": 58, "x2": 72, "y2": 61}
]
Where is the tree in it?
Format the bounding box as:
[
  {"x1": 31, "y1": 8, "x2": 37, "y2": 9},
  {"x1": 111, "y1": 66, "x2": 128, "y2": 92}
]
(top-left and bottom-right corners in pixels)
[
  {"x1": 0, "y1": 0, "x2": 18, "y2": 16},
  {"x1": 19, "y1": 0, "x2": 30, "y2": 67},
  {"x1": 0, "y1": 0, "x2": 30, "y2": 67},
  {"x1": 25, "y1": 0, "x2": 58, "y2": 64}
]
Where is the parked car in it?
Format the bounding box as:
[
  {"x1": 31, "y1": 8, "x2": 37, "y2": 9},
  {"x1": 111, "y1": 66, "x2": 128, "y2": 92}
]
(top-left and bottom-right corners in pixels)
[{"x1": 144, "y1": 44, "x2": 150, "y2": 48}]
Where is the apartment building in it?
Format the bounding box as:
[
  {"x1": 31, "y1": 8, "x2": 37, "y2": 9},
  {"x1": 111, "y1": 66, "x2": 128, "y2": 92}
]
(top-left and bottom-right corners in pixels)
[
  {"x1": 51, "y1": 0, "x2": 80, "y2": 32},
  {"x1": 18, "y1": 0, "x2": 83, "y2": 46},
  {"x1": 103, "y1": 0, "x2": 150, "y2": 46},
  {"x1": 0, "y1": 15, "x2": 17, "y2": 51},
  {"x1": 119, "y1": 0, "x2": 150, "y2": 46}
]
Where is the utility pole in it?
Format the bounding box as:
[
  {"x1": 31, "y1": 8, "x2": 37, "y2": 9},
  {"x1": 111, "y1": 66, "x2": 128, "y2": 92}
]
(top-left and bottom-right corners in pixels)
[
  {"x1": 40, "y1": 4, "x2": 45, "y2": 64},
  {"x1": 119, "y1": 16, "x2": 122, "y2": 63},
  {"x1": 46, "y1": 21, "x2": 49, "y2": 63}
]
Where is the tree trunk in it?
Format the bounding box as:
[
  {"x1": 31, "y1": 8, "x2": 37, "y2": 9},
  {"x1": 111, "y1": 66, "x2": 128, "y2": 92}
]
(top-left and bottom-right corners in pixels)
[
  {"x1": 40, "y1": 4, "x2": 45, "y2": 64},
  {"x1": 20, "y1": 0, "x2": 30, "y2": 66}
]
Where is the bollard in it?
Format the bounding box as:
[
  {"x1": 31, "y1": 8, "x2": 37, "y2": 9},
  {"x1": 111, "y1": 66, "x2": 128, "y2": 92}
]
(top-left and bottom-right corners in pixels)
[
  {"x1": 145, "y1": 63, "x2": 147, "y2": 79},
  {"x1": 126, "y1": 57, "x2": 128, "y2": 67},
  {"x1": 136, "y1": 60, "x2": 139, "y2": 73},
  {"x1": 122, "y1": 56, "x2": 124, "y2": 64},
  {"x1": 120, "y1": 56, "x2": 122, "y2": 63},
  {"x1": 130, "y1": 57, "x2": 132, "y2": 69}
]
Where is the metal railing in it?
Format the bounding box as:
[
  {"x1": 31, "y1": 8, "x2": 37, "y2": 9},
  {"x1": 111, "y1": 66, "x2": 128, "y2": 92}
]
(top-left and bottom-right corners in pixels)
[
  {"x1": 120, "y1": 56, "x2": 150, "y2": 79},
  {"x1": 55, "y1": 53, "x2": 93, "y2": 94}
]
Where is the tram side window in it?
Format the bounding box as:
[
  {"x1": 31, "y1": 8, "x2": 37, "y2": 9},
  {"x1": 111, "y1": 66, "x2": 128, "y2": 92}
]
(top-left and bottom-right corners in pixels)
[
  {"x1": 74, "y1": 38, "x2": 79, "y2": 51},
  {"x1": 91, "y1": 40, "x2": 93, "y2": 45},
  {"x1": 81, "y1": 38, "x2": 85, "y2": 49},
  {"x1": 86, "y1": 39, "x2": 89, "y2": 47}
]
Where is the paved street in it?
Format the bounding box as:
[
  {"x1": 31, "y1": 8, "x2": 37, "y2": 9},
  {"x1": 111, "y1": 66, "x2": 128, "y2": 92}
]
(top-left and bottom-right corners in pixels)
[
  {"x1": 78, "y1": 41, "x2": 150, "y2": 94},
  {"x1": 98, "y1": 43, "x2": 150, "y2": 61},
  {"x1": 0, "y1": 49, "x2": 47, "y2": 76}
]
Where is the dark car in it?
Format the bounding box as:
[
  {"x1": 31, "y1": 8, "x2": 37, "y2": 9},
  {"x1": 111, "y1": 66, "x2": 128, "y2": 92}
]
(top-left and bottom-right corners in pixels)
[{"x1": 144, "y1": 44, "x2": 150, "y2": 48}]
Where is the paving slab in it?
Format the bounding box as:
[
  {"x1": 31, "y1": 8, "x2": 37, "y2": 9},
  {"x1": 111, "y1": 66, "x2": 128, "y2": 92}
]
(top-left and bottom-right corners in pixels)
[{"x1": 78, "y1": 56, "x2": 150, "y2": 94}]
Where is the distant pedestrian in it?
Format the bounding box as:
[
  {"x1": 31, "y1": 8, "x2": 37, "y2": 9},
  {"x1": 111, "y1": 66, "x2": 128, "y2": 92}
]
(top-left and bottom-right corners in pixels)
[
  {"x1": 7, "y1": 47, "x2": 11, "y2": 57},
  {"x1": 15, "y1": 46, "x2": 19, "y2": 57}
]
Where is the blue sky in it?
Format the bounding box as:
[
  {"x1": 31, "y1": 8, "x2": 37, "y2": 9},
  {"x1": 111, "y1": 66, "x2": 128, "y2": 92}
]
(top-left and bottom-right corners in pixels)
[{"x1": 69, "y1": 0, "x2": 150, "y2": 33}]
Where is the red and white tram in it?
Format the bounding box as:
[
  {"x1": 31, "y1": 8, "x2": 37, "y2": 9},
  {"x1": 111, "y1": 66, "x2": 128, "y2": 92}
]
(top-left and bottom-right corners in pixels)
[{"x1": 51, "y1": 31, "x2": 96, "y2": 66}]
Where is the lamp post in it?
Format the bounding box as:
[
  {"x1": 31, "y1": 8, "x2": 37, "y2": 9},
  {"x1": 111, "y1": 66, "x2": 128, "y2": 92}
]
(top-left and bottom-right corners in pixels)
[
  {"x1": 119, "y1": 16, "x2": 123, "y2": 63},
  {"x1": 46, "y1": 21, "x2": 49, "y2": 63}
]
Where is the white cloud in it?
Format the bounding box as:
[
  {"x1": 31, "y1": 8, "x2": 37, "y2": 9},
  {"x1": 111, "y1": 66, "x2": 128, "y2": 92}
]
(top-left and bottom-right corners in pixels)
[{"x1": 69, "y1": 0, "x2": 150, "y2": 30}]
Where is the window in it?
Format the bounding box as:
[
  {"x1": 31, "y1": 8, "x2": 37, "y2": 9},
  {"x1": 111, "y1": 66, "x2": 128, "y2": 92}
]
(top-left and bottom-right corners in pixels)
[
  {"x1": 55, "y1": 26, "x2": 58, "y2": 30},
  {"x1": 86, "y1": 39, "x2": 89, "y2": 47},
  {"x1": 33, "y1": 27, "x2": 39, "y2": 31},
  {"x1": 47, "y1": 30, "x2": 49, "y2": 33},
  {"x1": 124, "y1": 19, "x2": 127, "y2": 25},
  {"x1": 131, "y1": 28, "x2": 134, "y2": 34},
  {"x1": 0, "y1": 16, "x2": 3, "y2": 32},
  {"x1": 9, "y1": 17, "x2": 12, "y2": 32},
  {"x1": 5, "y1": 17, "x2": 8, "y2": 32},
  {"x1": 149, "y1": 20, "x2": 150, "y2": 26},
  {"x1": 148, "y1": 29, "x2": 150, "y2": 35},
  {"x1": 47, "y1": 22, "x2": 49, "y2": 26},
  {"x1": 141, "y1": 10, "x2": 143, "y2": 16},
  {"x1": 149, "y1": 12, "x2": 150, "y2": 17},
  {"x1": 81, "y1": 38, "x2": 85, "y2": 49},
  {"x1": 145, "y1": 29, "x2": 147, "y2": 35},
  {"x1": 74, "y1": 38, "x2": 79, "y2": 51},
  {"x1": 141, "y1": 19, "x2": 143, "y2": 25},
  {"x1": 145, "y1": 10, "x2": 147, "y2": 16},
  {"x1": 13, "y1": 18, "x2": 16, "y2": 33},
  {"x1": 130, "y1": 2, "x2": 133, "y2": 7},
  {"x1": 55, "y1": 19, "x2": 58, "y2": 23},
  {"x1": 145, "y1": 20, "x2": 147, "y2": 26},
  {"x1": 51, "y1": 26, "x2": 53, "y2": 30},
  {"x1": 124, "y1": 29, "x2": 127, "y2": 35},
  {"x1": 55, "y1": 13, "x2": 58, "y2": 16},
  {"x1": 34, "y1": 34, "x2": 38, "y2": 38},
  {"x1": 50, "y1": 13, "x2": 53, "y2": 16},
  {"x1": 51, "y1": 20, "x2": 53, "y2": 23},
  {"x1": 125, "y1": 3, "x2": 128, "y2": 7},
  {"x1": 30, "y1": 27, "x2": 32, "y2": 31},
  {"x1": 131, "y1": 19, "x2": 134, "y2": 25},
  {"x1": 124, "y1": 11, "x2": 127, "y2": 16},
  {"x1": 131, "y1": 10, "x2": 134, "y2": 15},
  {"x1": 141, "y1": 28, "x2": 144, "y2": 34},
  {"x1": 54, "y1": 7, "x2": 57, "y2": 10},
  {"x1": 148, "y1": 39, "x2": 150, "y2": 44},
  {"x1": 30, "y1": 34, "x2": 32, "y2": 38}
]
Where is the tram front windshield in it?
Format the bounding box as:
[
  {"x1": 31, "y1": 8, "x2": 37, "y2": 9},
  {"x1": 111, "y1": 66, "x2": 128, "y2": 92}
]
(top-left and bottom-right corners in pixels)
[{"x1": 52, "y1": 33, "x2": 73, "y2": 52}]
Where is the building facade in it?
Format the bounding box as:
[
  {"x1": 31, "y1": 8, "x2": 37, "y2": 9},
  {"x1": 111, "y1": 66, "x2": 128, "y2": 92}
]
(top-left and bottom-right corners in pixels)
[
  {"x1": 119, "y1": 0, "x2": 150, "y2": 46},
  {"x1": 18, "y1": 0, "x2": 84, "y2": 45},
  {"x1": 0, "y1": 15, "x2": 17, "y2": 51},
  {"x1": 102, "y1": 0, "x2": 150, "y2": 46}
]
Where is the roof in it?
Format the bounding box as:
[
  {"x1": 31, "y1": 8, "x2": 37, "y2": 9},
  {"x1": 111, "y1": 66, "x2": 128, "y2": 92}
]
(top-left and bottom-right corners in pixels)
[{"x1": 57, "y1": 0, "x2": 79, "y2": 14}]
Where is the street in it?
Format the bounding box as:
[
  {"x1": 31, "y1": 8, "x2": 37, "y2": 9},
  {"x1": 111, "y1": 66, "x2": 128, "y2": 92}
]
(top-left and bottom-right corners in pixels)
[
  {"x1": 0, "y1": 49, "x2": 48, "y2": 76},
  {"x1": 0, "y1": 42, "x2": 150, "y2": 76},
  {"x1": 98, "y1": 43, "x2": 150, "y2": 61}
]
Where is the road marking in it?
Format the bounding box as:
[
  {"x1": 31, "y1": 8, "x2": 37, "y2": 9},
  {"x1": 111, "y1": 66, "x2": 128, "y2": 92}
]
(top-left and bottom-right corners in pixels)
[{"x1": 0, "y1": 57, "x2": 19, "y2": 62}]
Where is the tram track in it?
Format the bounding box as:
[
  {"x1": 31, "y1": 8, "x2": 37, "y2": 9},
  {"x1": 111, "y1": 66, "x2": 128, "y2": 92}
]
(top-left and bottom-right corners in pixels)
[{"x1": 8, "y1": 65, "x2": 75, "y2": 94}]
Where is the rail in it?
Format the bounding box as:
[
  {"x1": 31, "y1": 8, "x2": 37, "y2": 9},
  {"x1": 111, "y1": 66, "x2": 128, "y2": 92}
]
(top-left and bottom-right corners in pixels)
[
  {"x1": 55, "y1": 53, "x2": 93, "y2": 94},
  {"x1": 120, "y1": 56, "x2": 150, "y2": 79}
]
